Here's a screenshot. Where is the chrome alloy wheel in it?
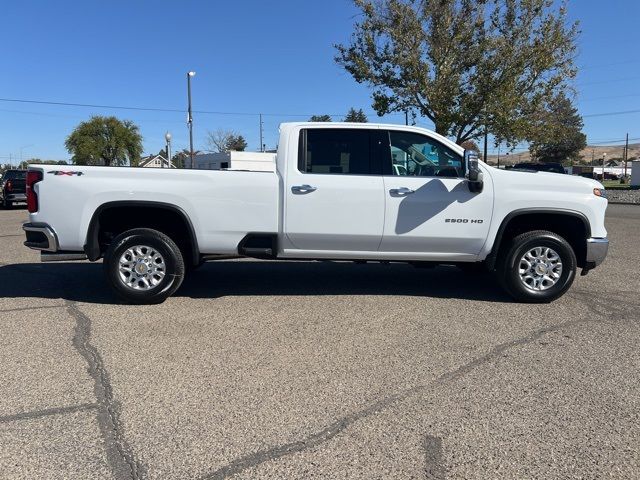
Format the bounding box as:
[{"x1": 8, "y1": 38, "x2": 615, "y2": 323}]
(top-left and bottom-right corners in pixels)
[
  {"x1": 118, "y1": 245, "x2": 166, "y2": 291},
  {"x1": 518, "y1": 246, "x2": 563, "y2": 291}
]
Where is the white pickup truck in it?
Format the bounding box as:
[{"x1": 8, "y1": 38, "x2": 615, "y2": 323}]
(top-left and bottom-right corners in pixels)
[{"x1": 23, "y1": 122, "x2": 609, "y2": 304}]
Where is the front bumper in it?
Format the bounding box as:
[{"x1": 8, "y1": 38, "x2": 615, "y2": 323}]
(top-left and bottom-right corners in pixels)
[
  {"x1": 23, "y1": 222, "x2": 59, "y2": 252},
  {"x1": 586, "y1": 237, "x2": 609, "y2": 268}
]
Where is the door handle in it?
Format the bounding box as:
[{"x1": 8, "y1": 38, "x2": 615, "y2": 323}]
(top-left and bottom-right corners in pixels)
[
  {"x1": 389, "y1": 187, "x2": 415, "y2": 196},
  {"x1": 291, "y1": 184, "x2": 317, "y2": 194}
]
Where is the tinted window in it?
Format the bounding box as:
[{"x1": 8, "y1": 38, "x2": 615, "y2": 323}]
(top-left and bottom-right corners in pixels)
[
  {"x1": 387, "y1": 131, "x2": 463, "y2": 177},
  {"x1": 300, "y1": 129, "x2": 371, "y2": 175},
  {"x1": 4, "y1": 170, "x2": 26, "y2": 180}
]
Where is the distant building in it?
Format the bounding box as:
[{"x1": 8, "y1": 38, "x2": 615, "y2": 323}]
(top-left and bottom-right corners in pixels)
[
  {"x1": 139, "y1": 154, "x2": 174, "y2": 168},
  {"x1": 184, "y1": 151, "x2": 276, "y2": 171}
]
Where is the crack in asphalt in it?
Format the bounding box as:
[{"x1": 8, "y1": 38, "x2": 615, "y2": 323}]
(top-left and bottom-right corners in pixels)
[
  {"x1": 68, "y1": 300, "x2": 147, "y2": 480},
  {"x1": 2, "y1": 258, "x2": 145, "y2": 479},
  {"x1": 199, "y1": 311, "x2": 620, "y2": 479},
  {"x1": 0, "y1": 403, "x2": 97, "y2": 423}
]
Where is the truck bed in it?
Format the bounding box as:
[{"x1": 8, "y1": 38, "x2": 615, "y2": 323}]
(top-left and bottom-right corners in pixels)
[{"x1": 30, "y1": 165, "x2": 279, "y2": 254}]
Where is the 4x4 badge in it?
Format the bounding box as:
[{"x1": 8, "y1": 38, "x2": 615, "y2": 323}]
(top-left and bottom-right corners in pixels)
[{"x1": 47, "y1": 171, "x2": 84, "y2": 176}]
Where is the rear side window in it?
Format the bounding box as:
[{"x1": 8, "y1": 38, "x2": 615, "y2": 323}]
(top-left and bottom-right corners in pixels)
[{"x1": 299, "y1": 129, "x2": 371, "y2": 175}]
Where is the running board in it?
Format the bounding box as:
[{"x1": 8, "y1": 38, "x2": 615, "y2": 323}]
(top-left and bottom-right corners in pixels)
[{"x1": 41, "y1": 252, "x2": 88, "y2": 262}]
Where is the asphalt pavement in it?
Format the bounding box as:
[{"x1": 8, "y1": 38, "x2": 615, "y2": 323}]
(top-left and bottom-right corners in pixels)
[{"x1": 0, "y1": 204, "x2": 638, "y2": 479}]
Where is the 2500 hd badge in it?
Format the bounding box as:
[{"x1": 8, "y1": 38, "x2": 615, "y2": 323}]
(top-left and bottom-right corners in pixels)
[{"x1": 445, "y1": 218, "x2": 484, "y2": 224}]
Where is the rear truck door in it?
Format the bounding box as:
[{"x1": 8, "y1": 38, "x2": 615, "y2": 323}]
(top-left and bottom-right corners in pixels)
[
  {"x1": 379, "y1": 129, "x2": 493, "y2": 257},
  {"x1": 283, "y1": 127, "x2": 385, "y2": 252}
]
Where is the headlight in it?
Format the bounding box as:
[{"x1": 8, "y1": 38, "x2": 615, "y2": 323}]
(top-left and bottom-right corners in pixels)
[{"x1": 593, "y1": 188, "x2": 607, "y2": 198}]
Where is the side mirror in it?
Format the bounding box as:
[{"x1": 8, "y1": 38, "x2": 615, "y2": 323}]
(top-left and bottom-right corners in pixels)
[{"x1": 464, "y1": 150, "x2": 483, "y2": 193}]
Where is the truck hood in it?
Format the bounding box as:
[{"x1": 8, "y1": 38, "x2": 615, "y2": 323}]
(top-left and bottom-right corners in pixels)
[{"x1": 485, "y1": 165, "x2": 604, "y2": 195}]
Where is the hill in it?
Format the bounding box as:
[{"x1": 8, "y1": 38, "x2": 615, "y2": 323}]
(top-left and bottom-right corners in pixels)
[{"x1": 485, "y1": 143, "x2": 640, "y2": 166}]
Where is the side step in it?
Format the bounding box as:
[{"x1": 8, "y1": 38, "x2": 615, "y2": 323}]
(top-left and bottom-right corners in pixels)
[
  {"x1": 41, "y1": 252, "x2": 88, "y2": 262},
  {"x1": 238, "y1": 233, "x2": 277, "y2": 259}
]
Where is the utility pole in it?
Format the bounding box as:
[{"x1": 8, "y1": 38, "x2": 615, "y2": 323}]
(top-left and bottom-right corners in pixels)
[
  {"x1": 405, "y1": 111, "x2": 408, "y2": 126},
  {"x1": 624, "y1": 132, "x2": 629, "y2": 177},
  {"x1": 497, "y1": 144, "x2": 501, "y2": 168},
  {"x1": 259, "y1": 114, "x2": 264, "y2": 152},
  {"x1": 186, "y1": 71, "x2": 196, "y2": 169},
  {"x1": 483, "y1": 127, "x2": 488, "y2": 164}
]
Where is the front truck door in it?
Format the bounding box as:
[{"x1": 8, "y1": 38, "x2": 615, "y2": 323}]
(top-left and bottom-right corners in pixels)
[
  {"x1": 379, "y1": 130, "x2": 493, "y2": 259},
  {"x1": 283, "y1": 128, "x2": 384, "y2": 253}
]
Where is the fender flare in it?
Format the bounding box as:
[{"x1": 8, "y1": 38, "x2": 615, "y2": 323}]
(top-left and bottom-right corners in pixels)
[
  {"x1": 83, "y1": 200, "x2": 200, "y2": 265},
  {"x1": 485, "y1": 208, "x2": 591, "y2": 270}
]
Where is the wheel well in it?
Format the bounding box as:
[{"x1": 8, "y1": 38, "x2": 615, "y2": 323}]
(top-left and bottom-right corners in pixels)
[
  {"x1": 490, "y1": 212, "x2": 589, "y2": 269},
  {"x1": 85, "y1": 203, "x2": 199, "y2": 265}
]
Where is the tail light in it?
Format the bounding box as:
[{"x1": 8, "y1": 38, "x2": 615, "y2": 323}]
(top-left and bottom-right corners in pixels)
[
  {"x1": 26, "y1": 170, "x2": 43, "y2": 213},
  {"x1": 5, "y1": 180, "x2": 12, "y2": 192}
]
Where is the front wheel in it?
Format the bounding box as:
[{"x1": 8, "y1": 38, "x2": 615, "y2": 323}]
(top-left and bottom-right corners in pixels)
[
  {"x1": 103, "y1": 228, "x2": 185, "y2": 304},
  {"x1": 498, "y1": 230, "x2": 576, "y2": 303}
]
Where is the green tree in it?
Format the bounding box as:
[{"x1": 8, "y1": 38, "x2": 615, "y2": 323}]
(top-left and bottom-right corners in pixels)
[
  {"x1": 460, "y1": 140, "x2": 480, "y2": 153},
  {"x1": 17, "y1": 159, "x2": 69, "y2": 169},
  {"x1": 309, "y1": 115, "x2": 332, "y2": 122},
  {"x1": 171, "y1": 149, "x2": 190, "y2": 169},
  {"x1": 528, "y1": 93, "x2": 586, "y2": 164},
  {"x1": 335, "y1": 0, "x2": 578, "y2": 146},
  {"x1": 344, "y1": 108, "x2": 368, "y2": 122},
  {"x1": 65, "y1": 116, "x2": 143, "y2": 166},
  {"x1": 227, "y1": 134, "x2": 247, "y2": 152}
]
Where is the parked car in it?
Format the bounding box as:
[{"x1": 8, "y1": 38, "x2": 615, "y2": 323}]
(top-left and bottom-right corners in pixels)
[
  {"x1": 0, "y1": 169, "x2": 27, "y2": 208},
  {"x1": 23, "y1": 123, "x2": 609, "y2": 304},
  {"x1": 512, "y1": 162, "x2": 566, "y2": 174},
  {"x1": 593, "y1": 172, "x2": 620, "y2": 181}
]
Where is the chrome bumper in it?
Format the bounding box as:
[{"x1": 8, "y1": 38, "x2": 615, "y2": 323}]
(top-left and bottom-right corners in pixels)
[
  {"x1": 23, "y1": 222, "x2": 59, "y2": 252},
  {"x1": 6, "y1": 193, "x2": 26, "y2": 201},
  {"x1": 586, "y1": 237, "x2": 609, "y2": 268}
]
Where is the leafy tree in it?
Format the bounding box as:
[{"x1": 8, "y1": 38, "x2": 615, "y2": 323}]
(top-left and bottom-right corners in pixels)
[
  {"x1": 171, "y1": 149, "x2": 190, "y2": 169},
  {"x1": 460, "y1": 140, "x2": 480, "y2": 153},
  {"x1": 344, "y1": 108, "x2": 368, "y2": 122},
  {"x1": 207, "y1": 129, "x2": 248, "y2": 152},
  {"x1": 335, "y1": 0, "x2": 579, "y2": 146},
  {"x1": 65, "y1": 116, "x2": 143, "y2": 166},
  {"x1": 227, "y1": 134, "x2": 248, "y2": 152},
  {"x1": 528, "y1": 93, "x2": 586, "y2": 164},
  {"x1": 309, "y1": 115, "x2": 332, "y2": 122},
  {"x1": 17, "y1": 159, "x2": 68, "y2": 169}
]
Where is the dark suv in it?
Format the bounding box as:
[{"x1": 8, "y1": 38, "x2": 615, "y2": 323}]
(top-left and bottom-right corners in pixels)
[{"x1": 1, "y1": 169, "x2": 27, "y2": 208}]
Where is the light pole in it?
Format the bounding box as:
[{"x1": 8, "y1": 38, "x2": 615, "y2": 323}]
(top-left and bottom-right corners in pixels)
[
  {"x1": 164, "y1": 132, "x2": 172, "y2": 169},
  {"x1": 602, "y1": 152, "x2": 607, "y2": 180},
  {"x1": 187, "y1": 71, "x2": 196, "y2": 169}
]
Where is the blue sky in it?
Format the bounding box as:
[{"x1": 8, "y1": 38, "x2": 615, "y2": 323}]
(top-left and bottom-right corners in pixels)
[{"x1": 1, "y1": 0, "x2": 639, "y2": 163}]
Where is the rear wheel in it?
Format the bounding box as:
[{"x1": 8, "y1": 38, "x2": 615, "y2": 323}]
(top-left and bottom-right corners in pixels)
[
  {"x1": 103, "y1": 228, "x2": 185, "y2": 304},
  {"x1": 498, "y1": 230, "x2": 576, "y2": 303}
]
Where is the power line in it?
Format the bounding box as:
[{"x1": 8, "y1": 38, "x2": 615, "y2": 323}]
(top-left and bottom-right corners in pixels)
[
  {"x1": 0, "y1": 97, "x2": 401, "y2": 119},
  {"x1": 583, "y1": 109, "x2": 640, "y2": 118}
]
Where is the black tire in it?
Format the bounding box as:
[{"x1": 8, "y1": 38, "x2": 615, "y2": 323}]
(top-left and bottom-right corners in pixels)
[
  {"x1": 103, "y1": 228, "x2": 185, "y2": 304},
  {"x1": 497, "y1": 230, "x2": 576, "y2": 303}
]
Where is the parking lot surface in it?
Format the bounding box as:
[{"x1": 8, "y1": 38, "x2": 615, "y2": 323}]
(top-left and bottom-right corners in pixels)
[{"x1": 0, "y1": 205, "x2": 638, "y2": 479}]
